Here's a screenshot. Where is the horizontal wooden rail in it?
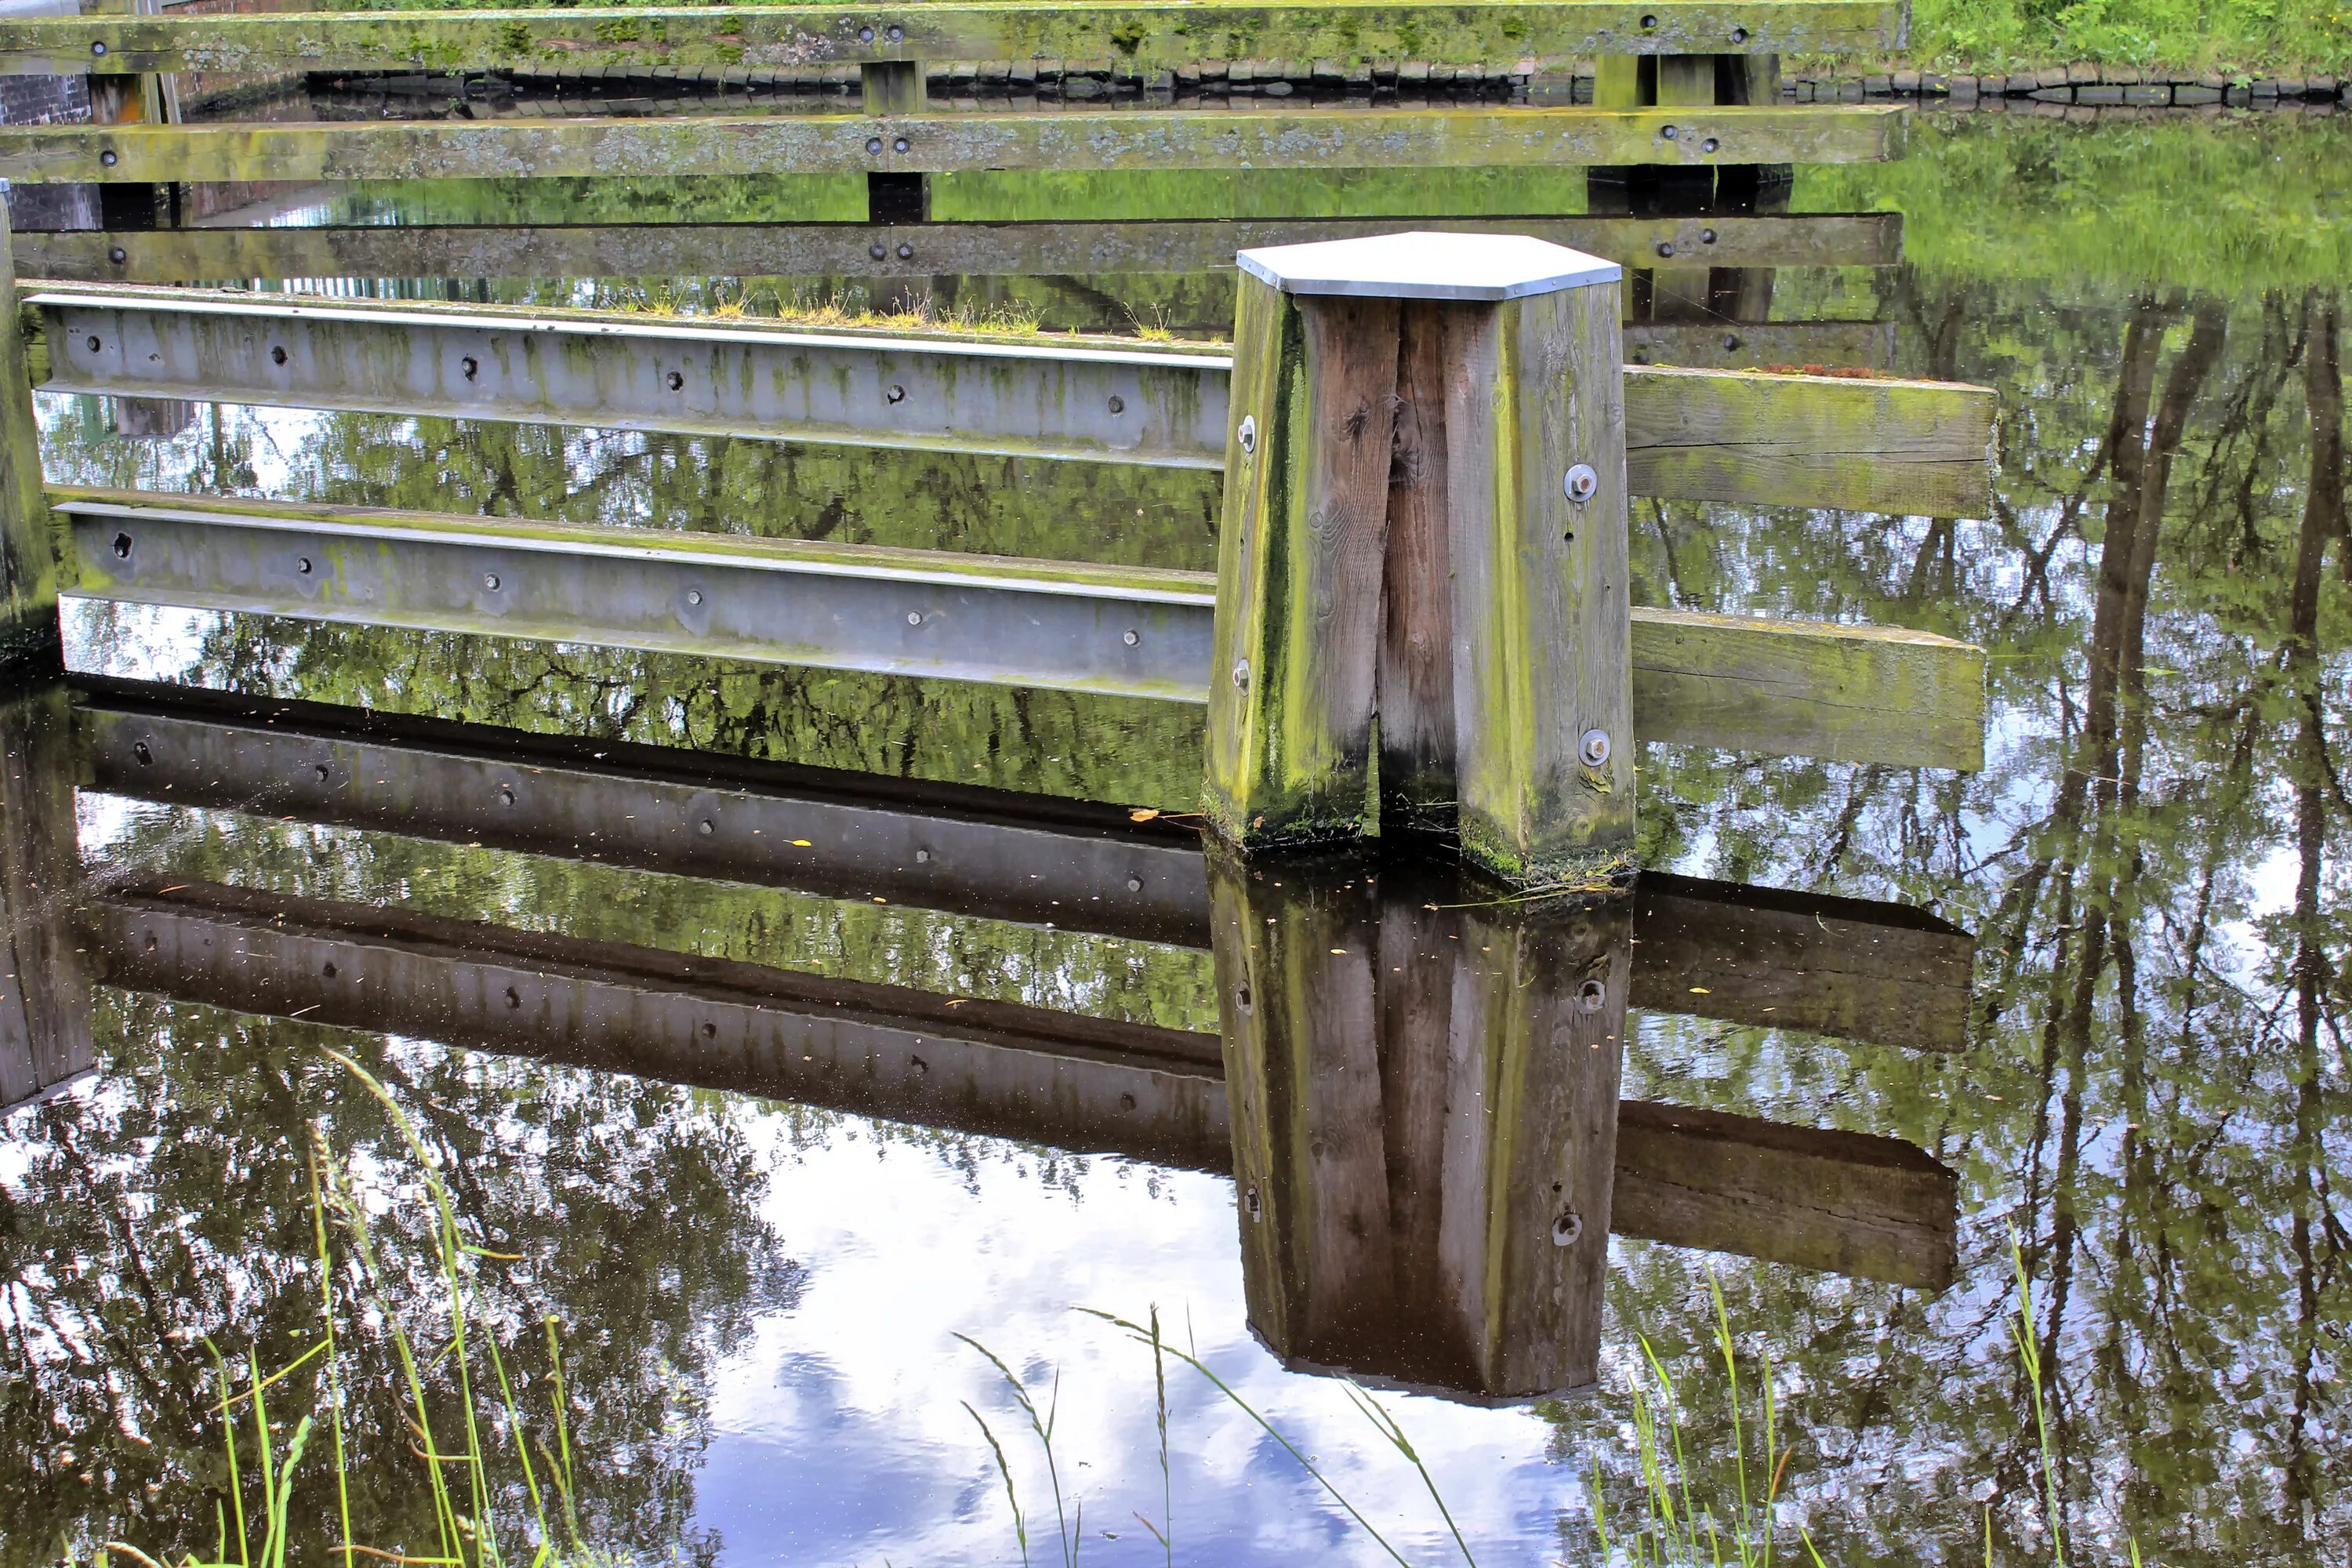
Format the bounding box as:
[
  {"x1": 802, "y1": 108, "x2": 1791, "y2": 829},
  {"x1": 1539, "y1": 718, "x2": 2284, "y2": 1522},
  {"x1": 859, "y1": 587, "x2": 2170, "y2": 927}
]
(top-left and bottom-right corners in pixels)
[
  {"x1": 55, "y1": 488, "x2": 1987, "y2": 768},
  {"x1": 0, "y1": 4, "x2": 1907, "y2": 77},
  {"x1": 72, "y1": 677, "x2": 1976, "y2": 1051},
  {"x1": 29, "y1": 285, "x2": 1993, "y2": 514},
  {"x1": 0, "y1": 104, "x2": 1908, "y2": 184},
  {"x1": 83, "y1": 877, "x2": 1955, "y2": 1285},
  {"x1": 12, "y1": 212, "x2": 1908, "y2": 283}
]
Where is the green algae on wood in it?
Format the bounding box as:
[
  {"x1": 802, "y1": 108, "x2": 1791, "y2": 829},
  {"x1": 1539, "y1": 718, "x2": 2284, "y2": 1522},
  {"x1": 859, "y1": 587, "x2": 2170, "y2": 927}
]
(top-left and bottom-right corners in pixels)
[
  {"x1": 0, "y1": 3, "x2": 1908, "y2": 78},
  {"x1": 0, "y1": 206, "x2": 56, "y2": 670},
  {"x1": 0, "y1": 105, "x2": 1911, "y2": 185}
]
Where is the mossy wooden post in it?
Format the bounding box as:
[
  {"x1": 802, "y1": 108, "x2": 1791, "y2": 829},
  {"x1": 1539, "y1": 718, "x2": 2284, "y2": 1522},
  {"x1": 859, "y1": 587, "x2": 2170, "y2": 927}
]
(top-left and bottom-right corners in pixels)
[
  {"x1": 0, "y1": 202, "x2": 59, "y2": 673},
  {"x1": 862, "y1": 55, "x2": 927, "y2": 224},
  {"x1": 1208, "y1": 848, "x2": 1625, "y2": 1401},
  {"x1": 1210, "y1": 232, "x2": 1633, "y2": 885},
  {"x1": 1203, "y1": 250, "x2": 1400, "y2": 848}
]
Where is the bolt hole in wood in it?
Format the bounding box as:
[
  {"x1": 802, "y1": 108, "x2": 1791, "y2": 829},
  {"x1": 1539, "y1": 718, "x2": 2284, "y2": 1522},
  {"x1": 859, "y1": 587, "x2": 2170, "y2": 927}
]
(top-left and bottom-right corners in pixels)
[
  {"x1": 85, "y1": 335, "x2": 100, "y2": 353},
  {"x1": 296, "y1": 557, "x2": 311, "y2": 574},
  {"x1": 461, "y1": 355, "x2": 478, "y2": 381},
  {"x1": 111, "y1": 532, "x2": 131, "y2": 559},
  {"x1": 270, "y1": 346, "x2": 286, "y2": 365},
  {"x1": 666, "y1": 371, "x2": 684, "y2": 391},
  {"x1": 886, "y1": 383, "x2": 906, "y2": 404}
]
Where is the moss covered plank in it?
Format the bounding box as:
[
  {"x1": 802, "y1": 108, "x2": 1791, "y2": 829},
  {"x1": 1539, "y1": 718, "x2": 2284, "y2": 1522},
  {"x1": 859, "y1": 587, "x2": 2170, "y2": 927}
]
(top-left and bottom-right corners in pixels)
[
  {"x1": 1628, "y1": 606, "x2": 1984, "y2": 769},
  {"x1": 0, "y1": 104, "x2": 1907, "y2": 184},
  {"x1": 0, "y1": 3, "x2": 1905, "y2": 77},
  {"x1": 13, "y1": 212, "x2": 1904, "y2": 285},
  {"x1": 1625, "y1": 365, "x2": 1998, "y2": 516}
]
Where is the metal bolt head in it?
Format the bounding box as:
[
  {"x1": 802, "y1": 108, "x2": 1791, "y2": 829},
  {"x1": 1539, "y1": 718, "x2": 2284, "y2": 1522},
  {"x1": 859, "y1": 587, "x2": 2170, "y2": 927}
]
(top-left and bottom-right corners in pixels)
[
  {"x1": 858, "y1": 24, "x2": 874, "y2": 41},
  {"x1": 698, "y1": 818, "x2": 716, "y2": 836},
  {"x1": 685, "y1": 589, "x2": 703, "y2": 606},
  {"x1": 1565, "y1": 463, "x2": 1599, "y2": 504},
  {"x1": 1731, "y1": 24, "x2": 1749, "y2": 42},
  {"x1": 86, "y1": 335, "x2": 101, "y2": 353},
  {"x1": 483, "y1": 572, "x2": 501, "y2": 591},
  {"x1": 499, "y1": 785, "x2": 515, "y2": 805},
  {"x1": 887, "y1": 24, "x2": 903, "y2": 42},
  {"x1": 1231, "y1": 658, "x2": 1250, "y2": 691},
  {"x1": 1661, "y1": 123, "x2": 1679, "y2": 140},
  {"x1": 1700, "y1": 227, "x2": 1718, "y2": 245},
  {"x1": 1640, "y1": 12, "x2": 1658, "y2": 27},
  {"x1": 915, "y1": 848, "x2": 931, "y2": 863},
  {"x1": 1245, "y1": 1186, "x2": 1264, "y2": 1221},
  {"x1": 906, "y1": 610, "x2": 923, "y2": 626},
  {"x1": 1237, "y1": 414, "x2": 1256, "y2": 454},
  {"x1": 1701, "y1": 136, "x2": 1720, "y2": 154},
  {"x1": 869, "y1": 242, "x2": 887, "y2": 260},
  {"x1": 892, "y1": 136, "x2": 909, "y2": 153},
  {"x1": 1127, "y1": 877, "x2": 1144, "y2": 892},
  {"x1": 1122, "y1": 629, "x2": 1140, "y2": 646},
  {"x1": 1580, "y1": 728, "x2": 1611, "y2": 768},
  {"x1": 99, "y1": 149, "x2": 116, "y2": 167},
  {"x1": 1656, "y1": 240, "x2": 1675, "y2": 258},
  {"x1": 867, "y1": 136, "x2": 884, "y2": 154},
  {"x1": 1551, "y1": 1209, "x2": 1584, "y2": 1247},
  {"x1": 108, "y1": 246, "x2": 126, "y2": 264},
  {"x1": 91, "y1": 40, "x2": 106, "y2": 55},
  {"x1": 1577, "y1": 978, "x2": 1606, "y2": 1014},
  {"x1": 895, "y1": 242, "x2": 913, "y2": 260}
]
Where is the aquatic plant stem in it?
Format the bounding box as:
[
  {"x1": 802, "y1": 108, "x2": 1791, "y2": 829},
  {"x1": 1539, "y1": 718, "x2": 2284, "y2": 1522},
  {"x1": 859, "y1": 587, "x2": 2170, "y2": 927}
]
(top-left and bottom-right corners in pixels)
[
  {"x1": 1341, "y1": 1381, "x2": 1478, "y2": 1566},
  {"x1": 960, "y1": 1400, "x2": 1029, "y2": 1568},
  {"x1": 307, "y1": 1147, "x2": 357, "y2": 1568},
  {"x1": 1080, "y1": 1308, "x2": 1413, "y2": 1567},
  {"x1": 2009, "y1": 1234, "x2": 2067, "y2": 1568}
]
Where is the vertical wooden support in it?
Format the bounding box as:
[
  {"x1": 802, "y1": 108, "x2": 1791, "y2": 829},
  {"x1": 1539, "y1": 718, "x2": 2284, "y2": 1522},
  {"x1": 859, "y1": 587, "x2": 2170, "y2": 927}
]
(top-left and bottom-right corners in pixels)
[
  {"x1": 1211, "y1": 231, "x2": 1632, "y2": 887},
  {"x1": 1204, "y1": 270, "x2": 1399, "y2": 848},
  {"x1": 84, "y1": 0, "x2": 169, "y2": 231},
  {"x1": 862, "y1": 60, "x2": 930, "y2": 224},
  {"x1": 1446, "y1": 275, "x2": 1635, "y2": 885},
  {"x1": 1210, "y1": 847, "x2": 1627, "y2": 1401},
  {"x1": 0, "y1": 202, "x2": 60, "y2": 673},
  {"x1": 0, "y1": 684, "x2": 92, "y2": 1114}
]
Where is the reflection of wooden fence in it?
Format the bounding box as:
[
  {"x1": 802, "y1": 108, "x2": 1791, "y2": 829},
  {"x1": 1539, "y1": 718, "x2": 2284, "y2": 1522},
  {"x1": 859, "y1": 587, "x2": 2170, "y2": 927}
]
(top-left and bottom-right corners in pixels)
[{"x1": 24, "y1": 679, "x2": 1964, "y2": 1313}]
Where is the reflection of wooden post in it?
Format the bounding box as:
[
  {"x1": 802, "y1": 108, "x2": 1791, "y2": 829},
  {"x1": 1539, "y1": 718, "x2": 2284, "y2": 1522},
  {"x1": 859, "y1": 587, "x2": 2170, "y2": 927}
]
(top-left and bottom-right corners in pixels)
[
  {"x1": 84, "y1": 0, "x2": 171, "y2": 232},
  {"x1": 1210, "y1": 847, "x2": 1627, "y2": 1401},
  {"x1": 0, "y1": 684, "x2": 91, "y2": 1112},
  {"x1": 1207, "y1": 233, "x2": 1635, "y2": 887},
  {"x1": 0, "y1": 201, "x2": 60, "y2": 672}
]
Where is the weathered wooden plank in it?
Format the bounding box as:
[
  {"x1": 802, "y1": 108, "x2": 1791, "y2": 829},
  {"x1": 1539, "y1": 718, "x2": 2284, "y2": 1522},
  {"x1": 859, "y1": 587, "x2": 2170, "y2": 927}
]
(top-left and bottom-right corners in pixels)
[
  {"x1": 8, "y1": 213, "x2": 1907, "y2": 283},
  {"x1": 56, "y1": 489, "x2": 1220, "y2": 702},
  {"x1": 0, "y1": 105, "x2": 1909, "y2": 184},
  {"x1": 0, "y1": 205, "x2": 56, "y2": 669},
  {"x1": 53, "y1": 487, "x2": 1986, "y2": 766},
  {"x1": 1613, "y1": 1099, "x2": 1958, "y2": 1289},
  {"x1": 1377, "y1": 299, "x2": 1456, "y2": 827},
  {"x1": 29, "y1": 285, "x2": 1985, "y2": 516},
  {"x1": 1625, "y1": 365, "x2": 1996, "y2": 515},
  {"x1": 1630, "y1": 605, "x2": 1985, "y2": 769},
  {"x1": 1628, "y1": 871, "x2": 1974, "y2": 1051},
  {"x1": 0, "y1": 4, "x2": 1907, "y2": 78},
  {"x1": 1203, "y1": 283, "x2": 1397, "y2": 845},
  {"x1": 32, "y1": 284, "x2": 1235, "y2": 470},
  {"x1": 1446, "y1": 262, "x2": 1635, "y2": 884}
]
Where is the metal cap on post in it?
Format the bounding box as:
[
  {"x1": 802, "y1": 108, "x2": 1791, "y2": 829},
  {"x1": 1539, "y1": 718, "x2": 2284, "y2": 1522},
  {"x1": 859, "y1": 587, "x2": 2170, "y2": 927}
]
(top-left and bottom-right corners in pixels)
[{"x1": 1205, "y1": 231, "x2": 1635, "y2": 888}]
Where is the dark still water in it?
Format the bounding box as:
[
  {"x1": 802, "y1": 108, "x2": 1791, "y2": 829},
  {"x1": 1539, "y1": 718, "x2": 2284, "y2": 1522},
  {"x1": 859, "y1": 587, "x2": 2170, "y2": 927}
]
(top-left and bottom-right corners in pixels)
[{"x1": 7, "y1": 109, "x2": 2351, "y2": 1566}]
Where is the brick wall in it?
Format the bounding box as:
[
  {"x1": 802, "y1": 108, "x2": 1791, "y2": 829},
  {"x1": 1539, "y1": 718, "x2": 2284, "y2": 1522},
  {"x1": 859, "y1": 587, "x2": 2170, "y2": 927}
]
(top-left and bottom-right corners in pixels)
[{"x1": 0, "y1": 72, "x2": 99, "y2": 230}]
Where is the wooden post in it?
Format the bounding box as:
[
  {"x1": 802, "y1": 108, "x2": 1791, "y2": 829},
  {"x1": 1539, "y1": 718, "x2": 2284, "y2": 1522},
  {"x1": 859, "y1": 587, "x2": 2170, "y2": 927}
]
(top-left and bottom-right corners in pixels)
[
  {"x1": 83, "y1": 0, "x2": 171, "y2": 231},
  {"x1": 862, "y1": 58, "x2": 929, "y2": 224},
  {"x1": 0, "y1": 683, "x2": 91, "y2": 1114},
  {"x1": 0, "y1": 201, "x2": 60, "y2": 673},
  {"x1": 1209, "y1": 847, "x2": 1626, "y2": 1401},
  {"x1": 1209, "y1": 231, "x2": 1635, "y2": 886}
]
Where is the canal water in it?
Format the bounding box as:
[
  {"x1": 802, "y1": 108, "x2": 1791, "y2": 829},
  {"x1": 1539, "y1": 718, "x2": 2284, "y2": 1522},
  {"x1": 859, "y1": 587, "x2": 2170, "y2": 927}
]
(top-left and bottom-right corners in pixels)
[{"x1": 6, "y1": 108, "x2": 2350, "y2": 1565}]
